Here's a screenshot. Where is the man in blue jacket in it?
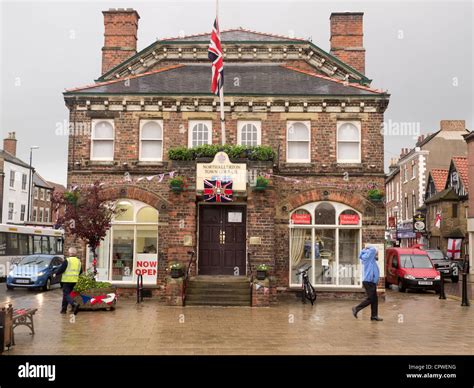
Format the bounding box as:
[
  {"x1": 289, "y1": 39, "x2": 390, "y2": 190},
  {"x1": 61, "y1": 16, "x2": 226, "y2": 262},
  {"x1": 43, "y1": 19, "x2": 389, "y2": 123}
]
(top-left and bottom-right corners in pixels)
[{"x1": 352, "y1": 246, "x2": 383, "y2": 321}]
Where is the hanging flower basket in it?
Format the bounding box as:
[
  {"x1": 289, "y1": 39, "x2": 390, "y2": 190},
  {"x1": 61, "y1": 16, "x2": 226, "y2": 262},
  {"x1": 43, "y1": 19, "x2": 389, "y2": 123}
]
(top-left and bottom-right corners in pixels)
[
  {"x1": 169, "y1": 262, "x2": 185, "y2": 278},
  {"x1": 256, "y1": 264, "x2": 269, "y2": 280},
  {"x1": 367, "y1": 189, "x2": 384, "y2": 202},
  {"x1": 169, "y1": 176, "x2": 186, "y2": 192},
  {"x1": 253, "y1": 176, "x2": 269, "y2": 192}
]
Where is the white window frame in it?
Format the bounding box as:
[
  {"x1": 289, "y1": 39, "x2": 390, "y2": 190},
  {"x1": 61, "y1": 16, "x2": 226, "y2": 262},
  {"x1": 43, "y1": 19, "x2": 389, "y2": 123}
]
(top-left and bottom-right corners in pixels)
[
  {"x1": 40, "y1": 188, "x2": 45, "y2": 201},
  {"x1": 39, "y1": 208, "x2": 44, "y2": 223},
  {"x1": 9, "y1": 171, "x2": 15, "y2": 188},
  {"x1": 20, "y1": 204, "x2": 26, "y2": 222},
  {"x1": 21, "y1": 174, "x2": 27, "y2": 191},
  {"x1": 237, "y1": 121, "x2": 261, "y2": 146},
  {"x1": 45, "y1": 208, "x2": 50, "y2": 223},
  {"x1": 8, "y1": 202, "x2": 14, "y2": 221},
  {"x1": 337, "y1": 121, "x2": 361, "y2": 164},
  {"x1": 286, "y1": 121, "x2": 311, "y2": 163},
  {"x1": 33, "y1": 207, "x2": 38, "y2": 222},
  {"x1": 188, "y1": 120, "x2": 212, "y2": 148},
  {"x1": 91, "y1": 119, "x2": 115, "y2": 161},
  {"x1": 139, "y1": 119, "x2": 164, "y2": 162},
  {"x1": 46, "y1": 190, "x2": 51, "y2": 202},
  {"x1": 34, "y1": 187, "x2": 38, "y2": 199}
]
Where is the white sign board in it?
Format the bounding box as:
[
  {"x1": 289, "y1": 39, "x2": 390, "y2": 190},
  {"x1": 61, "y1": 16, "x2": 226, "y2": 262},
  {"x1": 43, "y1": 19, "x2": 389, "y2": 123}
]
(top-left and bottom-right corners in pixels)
[
  {"x1": 228, "y1": 212, "x2": 242, "y2": 223},
  {"x1": 196, "y1": 152, "x2": 247, "y2": 192},
  {"x1": 135, "y1": 254, "x2": 158, "y2": 284}
]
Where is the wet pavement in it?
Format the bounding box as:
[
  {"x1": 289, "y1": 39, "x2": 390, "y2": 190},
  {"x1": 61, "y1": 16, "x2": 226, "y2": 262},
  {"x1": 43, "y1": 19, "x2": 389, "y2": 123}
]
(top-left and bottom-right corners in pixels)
[{"x1": 1, "y1": 284, "x2": 472, "y2": 355}]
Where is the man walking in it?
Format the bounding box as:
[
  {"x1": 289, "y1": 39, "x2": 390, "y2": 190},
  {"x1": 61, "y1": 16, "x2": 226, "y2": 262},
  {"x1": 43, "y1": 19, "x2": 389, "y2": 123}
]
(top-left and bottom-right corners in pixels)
[
  {"x1": 55, "y1": 247, "x2": 82, "y2": 315},
  {"x1": 352, "y1": 246, "x2": 383, "y2": 321}
]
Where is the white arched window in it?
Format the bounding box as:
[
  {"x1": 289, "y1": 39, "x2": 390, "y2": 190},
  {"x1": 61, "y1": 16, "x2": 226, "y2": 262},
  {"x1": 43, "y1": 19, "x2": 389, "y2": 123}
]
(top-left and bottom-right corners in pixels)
[
  {"x1": 88, "y1": 199, "x2": 159, "y2": 284},
  {"x1": 337, "y1": 121, "x2": 361, "y2": 163},
  {"x1": 188, "y1": 120, "x2": 212, "y2": 147},
  {"x1": 238, "y1": 121, "x2": 261, "y2": 146},
  {"x1": 140, "y1": 120, "x2": 163, "y2": 161},
  {"x1": 289, "y1": 201, "x2": 362, "y2": 288},
  {"x1": 287, "y1": 121, "x2": 310, "y2": 163},
  {"x1": 91, "y1": 119, "x2": 114, "y2": 161}
]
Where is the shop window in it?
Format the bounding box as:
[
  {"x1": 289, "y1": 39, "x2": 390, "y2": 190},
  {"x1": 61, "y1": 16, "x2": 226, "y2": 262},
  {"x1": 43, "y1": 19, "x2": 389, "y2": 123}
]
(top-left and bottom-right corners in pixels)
[
  {"x1": 315, "y1": 203, "x2": 335, "y2": 225},
  {"x1": 238, "y1": 121, "x2": 261, "y2": 146},
  {"x1": 287, "y1": 121, "x2": 310, "y2": 163},
  {"x1": 188, "y1": 120, "x2": 212, "y2": 147},
  {"x1": 338, "y1": 229, "x2": 360, "y2": 285},
  {"x1": 140, "y1": 120, "x2": 163, "y2": 161},
  {"x1": 115, "y1": 201, "x2": 133, "y2": 221},
  {"x1": 137, "y1": 206, "x2": 158, "y2": 223},
  {"x1": 91, "y1": 119, "x2": 114, "y2": 161},
  {"x1": 290, "y1": 227, "x2": 312, "y2": 285},
  {"x1": 337, "y1": 121, "x2": 361, "y2": 163}
]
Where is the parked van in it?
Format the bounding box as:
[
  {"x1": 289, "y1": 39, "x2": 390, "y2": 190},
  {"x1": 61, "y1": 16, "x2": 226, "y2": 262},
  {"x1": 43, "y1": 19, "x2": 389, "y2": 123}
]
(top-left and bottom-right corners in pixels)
[{"x1": 385, "y1": 247, "x2": 441, "y2": 293}]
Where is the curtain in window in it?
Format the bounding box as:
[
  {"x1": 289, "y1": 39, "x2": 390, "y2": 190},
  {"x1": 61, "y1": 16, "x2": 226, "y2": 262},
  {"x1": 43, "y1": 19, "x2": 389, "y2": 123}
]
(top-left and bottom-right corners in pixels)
[{"x1": 290, "y1": 228, "x2": 306, "y2": 268}]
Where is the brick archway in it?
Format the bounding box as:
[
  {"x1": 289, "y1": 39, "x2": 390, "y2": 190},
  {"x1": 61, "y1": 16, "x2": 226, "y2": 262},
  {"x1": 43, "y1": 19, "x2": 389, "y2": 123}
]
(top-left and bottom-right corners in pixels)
[{"x1": 99, "y1": 185, "x2": 168, "y2": 210}]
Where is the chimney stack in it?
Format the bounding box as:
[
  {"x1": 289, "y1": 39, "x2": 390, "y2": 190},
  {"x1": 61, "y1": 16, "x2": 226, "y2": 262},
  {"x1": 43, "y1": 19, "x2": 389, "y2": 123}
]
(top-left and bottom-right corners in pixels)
[
  {"x1": 102, "y1": 8, "x2": 140, "y2": 75},
  {"x1": 330, "y1": 12, "x2": 365, "y2": 74},
  {"x1": 440, "y1": 120, "x2": 466, "y2": 132},
  {"x1": 3, "y1": 132, "x2": 17, "y2": 156}
]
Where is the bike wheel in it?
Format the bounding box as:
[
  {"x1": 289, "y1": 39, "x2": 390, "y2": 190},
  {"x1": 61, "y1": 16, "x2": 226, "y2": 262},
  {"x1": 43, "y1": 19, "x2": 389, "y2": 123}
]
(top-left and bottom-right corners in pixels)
[{"x1": 305, "y1": 282, "x2": 317, "y2": 305}]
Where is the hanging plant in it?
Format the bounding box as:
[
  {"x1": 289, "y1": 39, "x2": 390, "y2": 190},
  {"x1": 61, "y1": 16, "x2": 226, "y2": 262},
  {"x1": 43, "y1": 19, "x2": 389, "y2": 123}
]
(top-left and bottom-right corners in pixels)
[
  {"x1": 253, "y1": 176, "x2": 270, "y2": 191},
  {"x1": 169, "y1": 176, "x2": 186, "y2": 192},
  {"x1": 367, "y1": 188, "x2": 384, "y2": 202}
]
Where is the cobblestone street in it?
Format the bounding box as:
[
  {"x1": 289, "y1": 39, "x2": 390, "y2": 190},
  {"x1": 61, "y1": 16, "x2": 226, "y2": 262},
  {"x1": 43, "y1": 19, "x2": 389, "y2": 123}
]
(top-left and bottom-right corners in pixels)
[{"x1": 2, "y1": 285, "x2": 472, "y2": 355}]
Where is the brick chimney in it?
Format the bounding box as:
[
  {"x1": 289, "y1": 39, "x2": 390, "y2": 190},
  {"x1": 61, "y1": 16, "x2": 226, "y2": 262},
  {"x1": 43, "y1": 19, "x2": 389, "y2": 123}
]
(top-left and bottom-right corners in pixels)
[
  {"x1": 3, "y1": 132, "x2": 17, "y2": 156},
  {"x1": 440, "y1": 120, "x2": 466, "y2": 132},
  {"x1": 330, "y1": 12, "x2": 365, "y2": 74},
  {"x1": 102, "y1": 8, "x2": 140, "y2": 75}
]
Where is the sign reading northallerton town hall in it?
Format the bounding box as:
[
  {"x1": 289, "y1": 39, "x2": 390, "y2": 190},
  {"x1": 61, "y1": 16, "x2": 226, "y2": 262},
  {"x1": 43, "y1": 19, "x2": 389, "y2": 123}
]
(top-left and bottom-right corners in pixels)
[{"x1": 63, "y1": 8, "x2": 389, "y2": 307}]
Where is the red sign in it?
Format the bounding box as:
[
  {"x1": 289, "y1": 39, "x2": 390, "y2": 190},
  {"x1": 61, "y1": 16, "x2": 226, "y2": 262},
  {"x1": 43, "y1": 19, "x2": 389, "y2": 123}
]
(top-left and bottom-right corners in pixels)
[
  {"x1": 339, "y1": 214, "x2": 360, "y2": 225},
  {"x1": 291, "y1": 213, "x2": 311, "y2": 224},
  {"x1": 388, "y1": 216, "x2": 396, "y2": 228}
]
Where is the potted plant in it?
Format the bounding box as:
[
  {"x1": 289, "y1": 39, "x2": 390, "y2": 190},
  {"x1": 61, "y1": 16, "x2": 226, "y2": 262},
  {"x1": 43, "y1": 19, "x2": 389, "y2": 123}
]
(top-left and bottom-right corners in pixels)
[
  {"x1": 367, "y1": 188, "x2": 384, "y2": 202},
  {"x1": 169, "y1": 176, "x2": 186, "y2": 192},
  {"x1": 253, "y1": 176, "x2": 269, "y2": 191},
  {"x1": 169, "y1": 262, "x2": 185, "y2": 278},
  {"x1": 71, "y1": 271, "x2": 117, "y2": 311},
  {"x1": 256, "y1": 264, "x2": 269, "y2": 280}
]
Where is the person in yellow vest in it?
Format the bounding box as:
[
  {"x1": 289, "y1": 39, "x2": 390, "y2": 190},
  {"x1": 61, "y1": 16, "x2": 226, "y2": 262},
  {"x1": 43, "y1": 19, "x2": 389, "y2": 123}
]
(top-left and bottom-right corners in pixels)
[{"x1": 55, "y1": 247, "x2": 83, "y2": 315}]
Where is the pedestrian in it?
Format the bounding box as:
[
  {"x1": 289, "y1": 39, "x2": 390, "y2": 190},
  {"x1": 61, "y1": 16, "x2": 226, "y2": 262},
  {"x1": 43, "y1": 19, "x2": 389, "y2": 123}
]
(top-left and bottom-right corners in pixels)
[
  {"x1": 55, "y1": 247, "x2": 82, "y2": 315},
  {"x1": 352, "y1": 246, "x2": 383, "y2": 321}
]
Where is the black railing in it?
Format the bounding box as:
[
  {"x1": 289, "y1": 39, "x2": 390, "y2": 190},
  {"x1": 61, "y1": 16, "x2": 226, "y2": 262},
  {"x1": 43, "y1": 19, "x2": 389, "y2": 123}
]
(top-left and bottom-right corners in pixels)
[
  {"x1": 136, "y1": 274, "x2": 143, "y2": 304},
  {"x1": 247, "y1": 252, "x2": 253, "y2": 280},
  {"x1": 182, "y1": 251, "x2": 196, "y2": 305}
]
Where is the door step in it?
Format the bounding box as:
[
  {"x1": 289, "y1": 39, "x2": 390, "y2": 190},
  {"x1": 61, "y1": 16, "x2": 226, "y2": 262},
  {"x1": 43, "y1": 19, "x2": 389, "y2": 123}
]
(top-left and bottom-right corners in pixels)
[{"x1": 185, "y1": 276, "x2": 251, "y2": 306}]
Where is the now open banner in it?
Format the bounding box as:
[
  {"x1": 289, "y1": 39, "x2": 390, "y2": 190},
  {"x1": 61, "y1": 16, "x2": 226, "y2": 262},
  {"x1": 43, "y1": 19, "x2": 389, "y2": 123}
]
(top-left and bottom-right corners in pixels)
[{"x1": 135, "y1": 254, "x2": 158, "y2": 284}]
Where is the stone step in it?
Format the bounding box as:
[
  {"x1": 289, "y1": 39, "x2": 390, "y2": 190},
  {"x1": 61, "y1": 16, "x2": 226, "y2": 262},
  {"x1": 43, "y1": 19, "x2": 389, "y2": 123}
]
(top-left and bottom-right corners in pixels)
[
  {"x1": 186, "y1": 287, "x2": 251, "y2": 296},
  {"x1": 185, "y1": 299, "x2": 251, "y2": 307},
  {"x1": 185, "y1": 276, "x2": 251, "y2": 306},
  {"x1": 187, "y1": 282, "x2": 250, "y2": 290},
  {"x1": 186, "y1": 293, "x2": 251, "y2": 302},
  {"x1": 189, "y1": 275, "x2": 250, "y2": 283}
]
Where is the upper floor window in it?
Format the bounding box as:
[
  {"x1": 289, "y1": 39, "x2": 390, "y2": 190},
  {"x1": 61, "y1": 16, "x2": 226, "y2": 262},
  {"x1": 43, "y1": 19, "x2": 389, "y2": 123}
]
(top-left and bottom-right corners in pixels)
[
  {"x1": 21, "y1": 174, "x2": 27, "y2": 191},
  {"x1": 140, "y1": 120, "x2": 163, "y2": 161},
  {"x1": 9, "y1": 171, "x2": 15, "y2": 188},
  {"x1": 238, "y1": 121, "x2": 261, "y2": 147},
  {"x1": 188, "y1": 120, "x2": 212, "y2": 147},
  {"x1": 8, "y1": 203, "x2": 14, "y2": 221},
  {"x1": 40, "y1": 188, "x2": 45, "y2": 201},
  {"x1": 91, "y1": 119, "x2": 114, "y2": 161},
  {"x1": 20, "y1": 204, "x2": 26, "y2": 222},
  {"x1": 45, "y1": 208, "x2": 50, "y2": 223},
  {"x1": 411, "y1": 160, "x2": 417, "y2": 179},
  {"x1": 46, "y1": 190, "x2": 51, "y2": 202},
  {"x1": 337, "y1": 121, "x2": 361, "y2": 163},
  {"x1": 34, "y1": 187, "x2": 39, "y2": 199},
  {"x1": 287, "y1": 121, "x2": 310, "y2": 163}
]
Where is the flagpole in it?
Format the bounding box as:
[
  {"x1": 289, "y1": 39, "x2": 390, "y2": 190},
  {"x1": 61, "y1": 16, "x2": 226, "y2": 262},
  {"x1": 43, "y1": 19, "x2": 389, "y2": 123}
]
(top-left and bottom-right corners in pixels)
[{"x1": 216, "y1": 0, "x2": 226, "y2": 145}]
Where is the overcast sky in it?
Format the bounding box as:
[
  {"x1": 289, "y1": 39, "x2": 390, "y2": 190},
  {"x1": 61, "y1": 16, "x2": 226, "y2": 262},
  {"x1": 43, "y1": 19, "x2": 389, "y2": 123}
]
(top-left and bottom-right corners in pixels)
[{"x1": 0, "y1": 0, "x2": 472, "y2": 185}]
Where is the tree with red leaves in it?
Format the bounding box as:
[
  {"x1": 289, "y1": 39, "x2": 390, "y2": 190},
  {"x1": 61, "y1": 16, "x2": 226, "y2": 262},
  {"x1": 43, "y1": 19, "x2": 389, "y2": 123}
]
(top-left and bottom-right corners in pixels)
[{"x1": 52, "y1": 182, "x2": 123, "y2": 277}]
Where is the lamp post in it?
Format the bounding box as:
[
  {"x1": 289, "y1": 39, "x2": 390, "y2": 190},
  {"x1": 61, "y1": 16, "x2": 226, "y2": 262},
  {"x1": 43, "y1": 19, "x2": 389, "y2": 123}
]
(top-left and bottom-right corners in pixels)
[{"x1": 26, "y1": 146, "x2": 39, "y2": 223}]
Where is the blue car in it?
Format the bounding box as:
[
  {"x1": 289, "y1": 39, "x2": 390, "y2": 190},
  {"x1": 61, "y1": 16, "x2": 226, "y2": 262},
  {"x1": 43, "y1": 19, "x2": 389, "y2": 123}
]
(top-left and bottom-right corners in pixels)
[{"x1": 7, "y1": 255, "x2": 64, "y2": 291}]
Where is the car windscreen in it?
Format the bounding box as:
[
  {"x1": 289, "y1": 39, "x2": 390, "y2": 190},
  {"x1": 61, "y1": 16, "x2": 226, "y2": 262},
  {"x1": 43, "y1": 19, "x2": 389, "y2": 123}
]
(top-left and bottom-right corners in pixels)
[
  {"x1": 426, "y1": 251, "x2": 445, "y2": 260},
  {"x1": 400, "y1": 255, "x2": 433, "y2": 269},
  {"x1": 18, "y1": 256, "x2": 52, "y2": 269}
]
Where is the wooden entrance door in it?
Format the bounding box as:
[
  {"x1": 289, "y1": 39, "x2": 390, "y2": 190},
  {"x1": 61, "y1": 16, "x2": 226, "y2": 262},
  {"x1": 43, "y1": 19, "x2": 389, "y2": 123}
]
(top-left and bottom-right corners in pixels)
[{"x1": 198, "y1": 205, "x2": 246, "y2": 275}]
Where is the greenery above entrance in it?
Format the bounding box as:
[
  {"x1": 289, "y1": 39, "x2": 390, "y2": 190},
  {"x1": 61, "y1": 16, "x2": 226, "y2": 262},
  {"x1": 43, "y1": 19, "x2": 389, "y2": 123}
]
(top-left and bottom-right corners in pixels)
[{"x1": 168, "y1": 144, "x2": 275, "y2": 161}]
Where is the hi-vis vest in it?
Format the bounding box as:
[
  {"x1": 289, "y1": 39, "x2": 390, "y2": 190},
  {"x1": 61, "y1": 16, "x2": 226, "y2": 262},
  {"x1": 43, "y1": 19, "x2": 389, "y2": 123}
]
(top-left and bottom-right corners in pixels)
[{"x1": 61, "y1": 257, "x2": 81, "y2": 283}]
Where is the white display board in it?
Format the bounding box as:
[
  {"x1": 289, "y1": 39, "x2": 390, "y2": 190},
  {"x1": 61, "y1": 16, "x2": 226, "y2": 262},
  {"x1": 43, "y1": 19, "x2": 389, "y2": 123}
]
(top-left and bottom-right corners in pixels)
[{"x1": 135, "y1": 254, "x2": 158, "y2": 284}]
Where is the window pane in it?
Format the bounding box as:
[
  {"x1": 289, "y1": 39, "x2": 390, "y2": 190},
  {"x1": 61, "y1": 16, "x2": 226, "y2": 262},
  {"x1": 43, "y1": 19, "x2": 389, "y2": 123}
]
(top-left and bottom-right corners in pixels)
[
  {"x1": 33, "y1": 236, "x2": 41, "y2": 254},
  {"x1": 41, "y1": 236, "x2": 49, "y2": 254},
  {"x1": 19, "y1": 234, "x2": 29, "y2": 255},
  {"x1": 141, "y1": 140, "x2": 162, "y2": 159},
  {"x1": 288, "y1": 141, "x2": 309, "y2": 160},
  {"x1": 115, "y1": 202, "x2": 134, "y2": 221},
  {"x1": 137, "y1": 206, "x2": 158, "y2": 223},
  {"x1": 315, "y1": 203, "x2": 336, "y2": 225},
  {"x1": 338, "y1": 123, "x2": 359, "y2": 141},
  {"x1": 339, "y1": 229, "x2": 360, "y2": 285},
  {"x1": 288, "y1": 122, "x2": 309, "y2": 141},
  {"x1": 241, "y1": 123, "x2": 258, "y2": 146},
  {"x1": 338, "y1": 142, "x2": 359, "y2": 161},
  {"x1": 112, "y1": 226, "x2": 134, "y2": 281},
  {"x1": 192, "y1": 123, "x2": 210, "y2": 146},
  {"x1": 141, "y1": 121, "x2": 162, "y2": 139},
  {"x1": 314, "y1": 229, "x2": 336, "y2": 285},
  {"x1": 94, "y1": 121, "x2": 114, "y2": 139},
  {"x1": 92, "y1": 140, "x2": 114, "y2": 159},
  {"x1": 290, "y1": 228, "x2": 312, "y2": 284}
]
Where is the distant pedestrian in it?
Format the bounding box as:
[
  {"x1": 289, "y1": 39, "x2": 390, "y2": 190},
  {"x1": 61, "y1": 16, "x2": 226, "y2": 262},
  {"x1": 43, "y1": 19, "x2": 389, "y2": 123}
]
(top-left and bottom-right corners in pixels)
[
  {"x1": 55, "y1": 247, "x2": 82, "y2": 315},
  {"x1": 352, "y1": 246, "x2": 383, "y2": 321}
]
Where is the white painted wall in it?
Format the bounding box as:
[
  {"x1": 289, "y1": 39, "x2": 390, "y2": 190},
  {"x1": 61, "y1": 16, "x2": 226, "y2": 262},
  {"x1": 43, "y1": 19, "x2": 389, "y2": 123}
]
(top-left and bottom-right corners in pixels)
[{"x1": 2, "y1": 161, "x2": 31, "y2": 224}]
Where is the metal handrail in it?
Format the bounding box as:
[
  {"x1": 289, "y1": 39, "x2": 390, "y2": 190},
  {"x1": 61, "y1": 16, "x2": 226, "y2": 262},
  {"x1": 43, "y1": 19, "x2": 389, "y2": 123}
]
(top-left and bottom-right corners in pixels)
[{"x1": 182, "y1": 251, "x2": 195, "y2": 305}]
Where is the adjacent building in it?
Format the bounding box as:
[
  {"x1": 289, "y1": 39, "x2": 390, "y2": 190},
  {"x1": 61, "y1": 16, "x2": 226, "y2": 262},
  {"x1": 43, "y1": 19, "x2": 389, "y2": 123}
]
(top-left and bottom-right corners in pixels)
[
  {"x1": 64, "y1": 9, "x2": 390, "y2": 303},
  {"x1": 31, "y1": 173, "x2": 54, "y2": 226}
]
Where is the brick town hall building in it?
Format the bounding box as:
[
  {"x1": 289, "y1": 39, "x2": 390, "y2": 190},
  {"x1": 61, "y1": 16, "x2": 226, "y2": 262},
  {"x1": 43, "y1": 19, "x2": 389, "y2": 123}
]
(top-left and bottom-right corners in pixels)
[{"x1": 64, "y1": 9, "x2": 390, "y2": 305}]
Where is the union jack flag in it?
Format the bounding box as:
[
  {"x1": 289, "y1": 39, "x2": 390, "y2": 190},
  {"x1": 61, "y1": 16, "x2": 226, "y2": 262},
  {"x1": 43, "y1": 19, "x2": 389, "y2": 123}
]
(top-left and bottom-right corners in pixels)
[
  {"x1": 208, "y1": 18, "x2": 224, "y2": 95},
  {"x1": 204, "y1": 180, "x2": 232, "y2": 202}
]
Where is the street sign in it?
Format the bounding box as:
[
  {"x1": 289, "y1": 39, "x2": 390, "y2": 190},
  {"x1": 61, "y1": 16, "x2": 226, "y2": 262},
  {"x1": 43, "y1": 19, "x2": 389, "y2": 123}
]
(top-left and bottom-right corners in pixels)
[{"x1": 413, "y1": 213, "x2": 426, "y2": 233}]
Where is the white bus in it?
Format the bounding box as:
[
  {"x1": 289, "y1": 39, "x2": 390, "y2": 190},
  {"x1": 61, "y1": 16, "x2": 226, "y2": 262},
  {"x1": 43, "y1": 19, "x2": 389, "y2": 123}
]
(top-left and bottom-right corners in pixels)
[{"x1": 0, "y1": 224, "x2": 64, "y2": 280}]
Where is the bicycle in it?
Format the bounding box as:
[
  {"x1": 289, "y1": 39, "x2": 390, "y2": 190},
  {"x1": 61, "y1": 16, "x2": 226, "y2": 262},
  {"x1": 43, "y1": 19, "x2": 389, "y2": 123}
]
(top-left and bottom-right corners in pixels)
[{"x1": 296, "y1": 265, "x2": 317, "y2": 305}]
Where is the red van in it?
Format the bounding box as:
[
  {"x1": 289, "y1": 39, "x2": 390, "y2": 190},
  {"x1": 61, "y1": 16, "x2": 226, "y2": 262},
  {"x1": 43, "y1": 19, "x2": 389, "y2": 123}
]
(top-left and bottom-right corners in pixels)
[{"x1": 385, "y1": 247, "x2": 441, "y2": 293}]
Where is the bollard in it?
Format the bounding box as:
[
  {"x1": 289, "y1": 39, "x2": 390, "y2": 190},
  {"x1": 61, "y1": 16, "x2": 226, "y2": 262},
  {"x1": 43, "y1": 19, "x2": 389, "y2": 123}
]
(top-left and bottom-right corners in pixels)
[
  {"x1": 136, "y1": 274, "x2": 144, "y2": 304},
  {"x1": 461, "y1": 262, "x2": 470, "y2": 307},
  {"x1": 439, "y1": 272, "x2": 446, "y2": 300}
]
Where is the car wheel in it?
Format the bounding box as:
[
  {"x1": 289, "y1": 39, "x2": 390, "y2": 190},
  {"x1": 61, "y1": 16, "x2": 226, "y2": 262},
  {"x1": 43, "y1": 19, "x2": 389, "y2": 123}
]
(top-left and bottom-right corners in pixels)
[
  {"x1": 6, "y1": 285, "x2": 14, "y2": 291},
  {"x1": 43, "y1": 278, "x2": 51, "y2": 292},
  {"x1": 398, "y1": 279, "x2": 406, "y2": 293},
  {"x1": 451, "y1": 276, "x2": 459, "y2": 283}
]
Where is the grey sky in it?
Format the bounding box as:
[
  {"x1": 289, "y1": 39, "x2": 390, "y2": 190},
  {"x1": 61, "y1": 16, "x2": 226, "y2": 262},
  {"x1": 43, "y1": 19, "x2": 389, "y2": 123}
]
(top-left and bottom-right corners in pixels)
[{"x1": 1, "y1": 0, "x2": 472, "y2": 185}]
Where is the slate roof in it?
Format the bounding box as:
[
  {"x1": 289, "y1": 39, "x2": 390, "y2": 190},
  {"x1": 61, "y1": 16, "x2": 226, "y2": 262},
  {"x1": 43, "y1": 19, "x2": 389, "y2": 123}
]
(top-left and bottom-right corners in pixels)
[
  {"x1": 0, "y1": 149, "x2": 31, "y2": 169},
  {"x1": 161, "y1": 28, "x2": 305, "y2": 42},
  {"x1": 33, "y1": 172, "x2": 52, "y2": 189},
  {"x1": 65, "y1": 63, "x2": 383, "y2": 96},
  {"x1": 430, "y1": 169, "x2": 449, "y2": 192},
  {"x1": 424, "y1": 187, "x2": 459, "y2": 204}
]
